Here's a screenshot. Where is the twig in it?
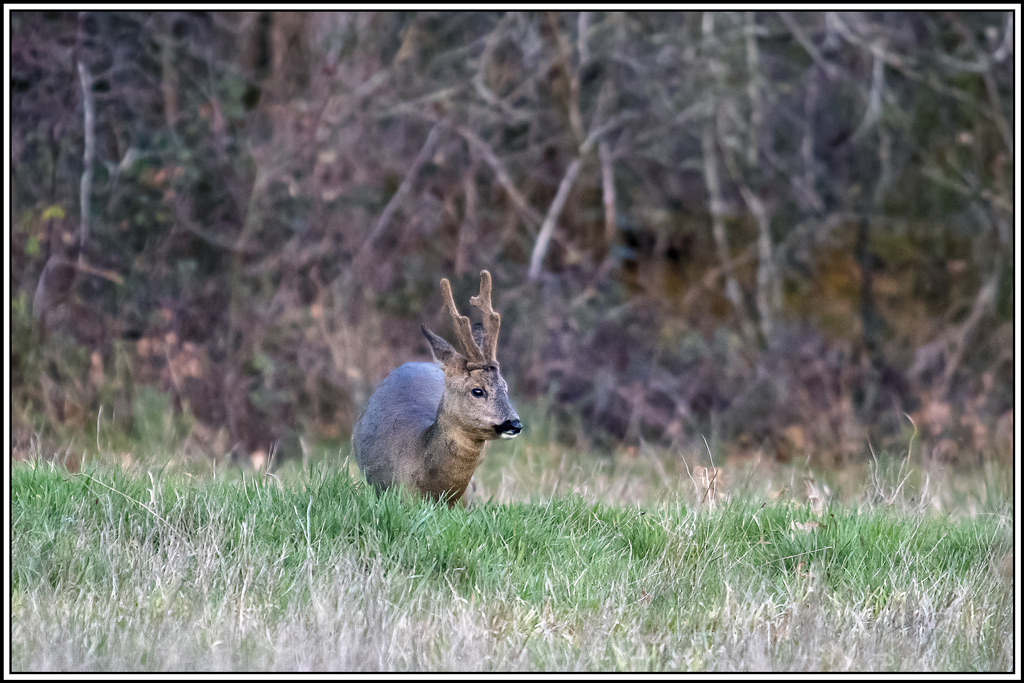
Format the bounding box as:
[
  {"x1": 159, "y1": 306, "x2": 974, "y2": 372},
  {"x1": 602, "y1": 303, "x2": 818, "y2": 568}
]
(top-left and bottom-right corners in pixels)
[
  {"x1": 937, "y1": 266, "x2": 1000, "y2": 397},
  {"x1": 543, "y1": 11, "x2": 584, "y2": 145},
  {"x1": 777, "y1": 12, "x2": 840, "y2": 80},
  {"x1": 41, "y1": 256, "x2": 124, "y2": 284},
  {"x1": 471, "y1": 14, "x2": 531, "y2": 124},
  {"x1": 740, "y1": 187, "x2": 780, "y2": 340},
  {"x1": 830, "y1": 11, "x2": 1003, "y2": 124},
  {"x1": 744, "y1": 11, "x2": 762, "y2": 168},
  {"x1": 527, "y1": 112, "x2": 634, "y2": 281},
  {"x1": 577, "y1": 11, "x2": 591, "y2": 65},
  {"x1": 354, "y1": 121, "x2": 445, "y2": 261},
  {"x1": 934, "y1": 11, "x2": 1014, "y2": 72},
  {"x1": 77, "y1": 59, "x2": 96, "y2": 261},
  {"x1": 528, "y1": 157, "x2": 583, "y2": 280},
  {"x1": 850, "y1": 51, "x2": 885, "y2": 143},
  {"x1": 599, "y1": 140, "x2": 617, "y2": 248},
  {"x1": 699, "y1": 78, "x2": 755, "y2": 341},
  {"x1": 177, "y1": 219, "x2": 262, "y2": 255},
  {"x1": 449, "y1": 123, "x2": 543, "y2": 229},
  {"x1": 582, "y1": 14, "x2": 617, "y2": 255}
]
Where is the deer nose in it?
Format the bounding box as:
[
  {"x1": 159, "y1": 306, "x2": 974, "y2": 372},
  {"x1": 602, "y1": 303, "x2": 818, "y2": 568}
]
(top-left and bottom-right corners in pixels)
[{"x1": 495, "y1": 419, "x2": 522, "y2": 438}]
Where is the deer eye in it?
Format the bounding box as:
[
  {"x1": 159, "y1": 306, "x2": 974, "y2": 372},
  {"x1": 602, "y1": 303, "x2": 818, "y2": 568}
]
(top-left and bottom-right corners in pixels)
[{"x1": 471, "y1": 388, "x2": 485, "y2": 398}]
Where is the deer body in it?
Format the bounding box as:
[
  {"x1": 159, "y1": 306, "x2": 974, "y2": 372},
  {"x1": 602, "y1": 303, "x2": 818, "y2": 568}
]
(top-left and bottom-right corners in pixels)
[
  {"x1": 353, "y1": 362, "x2": 486, "y2": 500},
  {"x1": 352, "y1": 271, "x2": 521, "y2": 505}
]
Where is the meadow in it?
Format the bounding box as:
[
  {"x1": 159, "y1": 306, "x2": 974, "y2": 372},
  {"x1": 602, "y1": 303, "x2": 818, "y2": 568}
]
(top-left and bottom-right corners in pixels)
[{"x1": 9, "y1": 427, "x2": 1015, "y2": 673}]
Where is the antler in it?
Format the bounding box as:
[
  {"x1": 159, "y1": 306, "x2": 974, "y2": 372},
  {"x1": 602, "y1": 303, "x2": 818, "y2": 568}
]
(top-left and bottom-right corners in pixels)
[
  {"x1": 469, "y1": 270, "x2": 501, "y2": 365},
  {"x1": 440, "y1": 277, "x2": 485, "y2": 363}
]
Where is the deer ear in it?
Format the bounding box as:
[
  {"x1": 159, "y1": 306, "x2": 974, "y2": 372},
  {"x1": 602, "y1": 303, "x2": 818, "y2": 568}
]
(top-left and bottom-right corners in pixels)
[{"x1": 422, "y1": 325, "x2": 464, "y2": 369}]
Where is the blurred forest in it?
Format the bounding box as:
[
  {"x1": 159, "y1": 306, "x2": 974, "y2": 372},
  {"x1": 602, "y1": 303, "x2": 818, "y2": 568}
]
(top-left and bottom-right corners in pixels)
[{"x1": 10, "y1": 11, "x2": 1016, "y2": 468}]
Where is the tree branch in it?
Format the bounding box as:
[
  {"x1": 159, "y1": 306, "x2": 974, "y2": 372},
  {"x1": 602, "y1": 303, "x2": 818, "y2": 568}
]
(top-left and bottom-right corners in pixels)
[
  {"x1": 77, "y1": 59, "x2": 95, "y2": 261},
  {"x1": 740, "y1": 187, "x2": 780, "y2": 341},
  {"x1": 353, "y1": 121, "x2": 444, "y2": 260},
  {"x1": 449, "y1": 123, "x2": 544, "y2": 230},
  {"x1": 528, "y1": 157, "x2": 583, "y2": 280}
]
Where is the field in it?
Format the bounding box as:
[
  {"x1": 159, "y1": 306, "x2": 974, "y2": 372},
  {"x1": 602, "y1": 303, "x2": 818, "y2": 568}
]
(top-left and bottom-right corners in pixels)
[
  {"x1": 9, "y1": 8, "x2": 1017, "y2": 675},
  {"x1": 9, "y1": 433, "x2": 1015, "y2": 673}
]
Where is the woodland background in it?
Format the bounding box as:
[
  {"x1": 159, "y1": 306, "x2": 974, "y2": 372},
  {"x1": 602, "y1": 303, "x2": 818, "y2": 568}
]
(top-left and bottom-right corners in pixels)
[{"x1": 9, "y1": 11, "x2": 1016, "y2": 470}]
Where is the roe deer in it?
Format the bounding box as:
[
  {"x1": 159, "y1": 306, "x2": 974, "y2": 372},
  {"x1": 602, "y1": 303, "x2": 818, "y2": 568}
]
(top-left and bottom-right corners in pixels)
[{"x1": 352, "y1": 270, "x2": 522, "y2": 505}]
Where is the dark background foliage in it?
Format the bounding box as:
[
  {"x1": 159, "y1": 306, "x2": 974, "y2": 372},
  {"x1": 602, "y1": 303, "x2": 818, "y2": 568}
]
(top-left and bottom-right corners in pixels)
[{"x1": 10, "y1": 11, "x2": 1015, "y2": 467}]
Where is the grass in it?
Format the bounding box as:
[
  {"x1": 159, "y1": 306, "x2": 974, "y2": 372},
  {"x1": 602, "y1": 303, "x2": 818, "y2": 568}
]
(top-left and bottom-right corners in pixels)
[{"x1": 10, "y1": 452, "x2": 1014, "y2": 672}]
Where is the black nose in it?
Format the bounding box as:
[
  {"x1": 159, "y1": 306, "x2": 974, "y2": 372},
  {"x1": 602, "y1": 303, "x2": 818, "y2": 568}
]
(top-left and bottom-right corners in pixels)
[{"x1": 495, "y1": 419, "x2": 522, "y2": 436}]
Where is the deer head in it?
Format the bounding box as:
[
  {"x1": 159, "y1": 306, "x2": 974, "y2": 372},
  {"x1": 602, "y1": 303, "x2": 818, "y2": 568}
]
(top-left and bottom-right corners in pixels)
[{"x1": 421, "y1": 270, "x2": 522, "y2": 441}]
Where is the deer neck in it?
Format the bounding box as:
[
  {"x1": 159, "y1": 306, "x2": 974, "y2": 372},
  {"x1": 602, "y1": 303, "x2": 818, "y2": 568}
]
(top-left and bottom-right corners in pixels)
[{"x1": 420, "y1": 394, "x2": 486, "y2": 493}]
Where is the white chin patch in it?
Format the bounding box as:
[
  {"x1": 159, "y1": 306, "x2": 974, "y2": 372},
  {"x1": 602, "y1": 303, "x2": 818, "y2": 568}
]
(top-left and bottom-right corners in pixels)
[{"x1": 499, "y1": 432, "x2": 519, "y2": 439}]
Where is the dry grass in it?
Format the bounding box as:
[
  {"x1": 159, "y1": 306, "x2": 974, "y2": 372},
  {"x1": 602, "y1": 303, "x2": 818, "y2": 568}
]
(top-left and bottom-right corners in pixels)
[{"x1": 10, "y1": 448, "x2": 1014, "y2": 673}]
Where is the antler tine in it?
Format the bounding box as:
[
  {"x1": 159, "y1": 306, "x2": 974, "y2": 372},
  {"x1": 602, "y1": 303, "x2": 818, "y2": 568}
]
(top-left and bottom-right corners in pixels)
[
  {"x1": 469, "y1": 270, "x2": 501, "y2": 364},
  {"x1": 440, "y1": 278, "x2": 484, "y2": 362}
]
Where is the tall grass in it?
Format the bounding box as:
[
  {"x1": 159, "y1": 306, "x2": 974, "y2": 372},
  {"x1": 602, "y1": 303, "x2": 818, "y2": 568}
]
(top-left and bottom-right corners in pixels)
[{"x1": 10, "y1": 456, "x2": 1013, "y2": 672}]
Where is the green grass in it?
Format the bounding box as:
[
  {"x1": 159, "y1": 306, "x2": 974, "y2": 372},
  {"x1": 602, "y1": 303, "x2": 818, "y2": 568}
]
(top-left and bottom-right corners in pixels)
[{"x1": 10, "y1": 460, "x2": 1013, "y2": 672}]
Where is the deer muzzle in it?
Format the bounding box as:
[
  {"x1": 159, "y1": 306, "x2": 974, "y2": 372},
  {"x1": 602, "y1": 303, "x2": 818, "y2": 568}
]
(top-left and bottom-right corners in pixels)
[{"x1": 495, "y1": 418, "x2": 522, "y2": 439}]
